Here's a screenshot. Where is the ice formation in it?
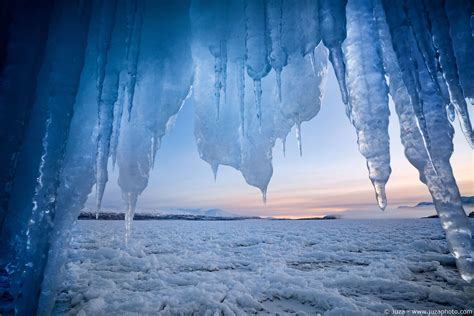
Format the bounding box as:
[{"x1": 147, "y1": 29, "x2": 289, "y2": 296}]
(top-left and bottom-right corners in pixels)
[{"x1": 0, "y1": 0, "x2": 472, "y2": 314}]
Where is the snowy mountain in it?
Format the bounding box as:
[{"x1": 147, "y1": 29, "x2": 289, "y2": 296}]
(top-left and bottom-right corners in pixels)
[{"x1": 81, "y1": 207, "x2": 243, "y2": 218}]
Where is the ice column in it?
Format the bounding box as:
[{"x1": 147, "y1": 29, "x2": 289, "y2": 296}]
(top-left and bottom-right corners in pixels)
[
  {"x1": 37, "y1": 2, "x2": 102, "y2": 313},
  {"x1": 0, "y1": 1, "x2": 92, "y2": 314},
  {"x1": 95, "y1": 0, "x2": 128, "y2": 214},
  {"x1": 343, "y1": 0, "x2": 391, "y2": 210},
  {"x1": 117, "y1": 0, "x2": 193, "y2": 243},
  {"x1": 424, "y1": 0, "x2": 474, "y2": 147},
  {"x1": 376, "y1": 0, "x2": 474, "y2": 282}
]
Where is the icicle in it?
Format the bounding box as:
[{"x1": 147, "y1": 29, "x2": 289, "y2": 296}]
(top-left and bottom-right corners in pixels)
[
  {"x1": 110, "y1": 81, "x2": 126, "y2": 170},
  {"x1": 254, "y1": 79, "x2": 263, "y2": 122},
  {"x1": 211, "y1": 163, "x2": 219, "y2": 181},
  {"x1": 124, "y1": 191, "x2": 138, "y2": 246},
  {"x1": 124, "y1": 0, "x2": 137, "y2": 58},
  {"x1": 344, "y1": 0, "x2": 391, "y2": 210},
  {"x1": 221, "y1": 40, "x2": 228, "y2": 102},
  {"x1": 37, "y1": 2, "x2": 102, "y2": 311},
  {"x1": 296, "y1": 121, "x2": 302, "y2": 156},
  {"x1": 374, "y1": 182, "x2": 387, "y2": 211},
  {"x1": 238, "y1": 59, "x2": 246, "y2": 136},
  {"x1": 95, "y1": 0, "x2": 129, "y2": 213},
  {"x1": 309, "y1": 51, "x2": 316, "y2": 76},
  {"x1": 214, "y1": 54, "x2": 222, "y2": 119},
  {"x1": 275, "y1": 70, "x2": 282, "y2": 102},
  {"x1": 3, "y1": 1, "x2": 93, "y2": 314},
  {"x1": 211, "y1": 40, "x2": 228, "y2": 120},
  {"x1": 125, "y1": 0, "x2": 143, "y2": 121},
  {"x1": 282, "y1": 136, "x2": 287, "y2": 157},
  {"x1": 404, "y1": 0, "x2": 449, "y2": 104},
  {"x1": 299, "y1": 0, "x2": 321, "y2": 57},
  {"x1": 375, "y1": 0, "x2": 473, "y2": 281},
  {"x1": 96, "y1": 0, "x2": 118, "y2": 104},
  {"x1": 151, "y1": 133, "x2": 161, "y2": 169},
  {"x1": 245, "y1": 0, "x2": 271, "y2": 123},
  {"x1": 445, "y1": 0, "x2": 474, "y2": 104},
  {"x1": 267, "y1": 0, "x2": 287, "y2": 102},
  {"x1": 319, "y1": 0, "x2": 349, "y2": 105},
  {"x1": 382, "y1": 0, "x2": 439, "y2": 175},
  {"x1": 261, "y1": 187, "x2": 267, "y2": 204},
  {"x1": 424, "y1": 0, "x2": 474, "y2": 147},
  {"x1": 0, "y1": 1, "x2": 52, "y2": 229}
]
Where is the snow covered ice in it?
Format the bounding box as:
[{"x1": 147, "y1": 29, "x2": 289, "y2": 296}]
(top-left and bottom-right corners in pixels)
[
  {"x1": 55, "y1": 219, "x2": 474, "y2": 315},
  {"x1": 0, "y1": 0, "x2": 473, "y2": 314}
]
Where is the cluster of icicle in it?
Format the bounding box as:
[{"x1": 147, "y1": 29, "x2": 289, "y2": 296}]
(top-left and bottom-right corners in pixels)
[{"x1": 0, "y1": 0, "x2": 473, "y2": 314}]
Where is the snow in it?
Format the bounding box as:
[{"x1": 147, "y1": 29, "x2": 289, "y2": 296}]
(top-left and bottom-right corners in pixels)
[{"x1": 54, "y1": 219, "x2": 474, "y2": 315}]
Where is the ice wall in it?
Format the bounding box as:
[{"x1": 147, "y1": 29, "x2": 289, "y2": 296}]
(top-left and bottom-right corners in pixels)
[{"x1": 0, "y1": 0, "x2": 472, "y2": 314}]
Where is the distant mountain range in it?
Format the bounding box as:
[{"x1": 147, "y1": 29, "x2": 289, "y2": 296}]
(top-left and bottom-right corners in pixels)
[
  {"x1": 78, "y1": 212, "x2": 261, "y2": 221},
  {"x1": 399, "y1": 196, "x2": 474, "y2": 209},
  {"x1": 78, "y1": 208, "x2": 341, "y2": 221},
  {"x1": 78, "y1": 207, "x2": 258, "y2": 221}
]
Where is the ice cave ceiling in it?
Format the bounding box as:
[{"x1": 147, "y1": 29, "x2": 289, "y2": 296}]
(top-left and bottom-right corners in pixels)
[{"x1": 0, "y1": 0, "x2": 473, "y2": 314}]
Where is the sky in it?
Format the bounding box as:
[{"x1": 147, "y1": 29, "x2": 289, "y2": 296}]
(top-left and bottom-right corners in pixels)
[{"x1": 93, "y1": 68, "x2": 474, "y2": 219}]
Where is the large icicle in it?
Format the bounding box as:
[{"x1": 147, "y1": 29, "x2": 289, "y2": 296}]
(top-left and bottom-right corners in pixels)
[
  {"x1": 375, "y1": 0, "x2": 474, "y2": 282},
  {"x1": 191, "y1": 0, "x2": 230, "y2": 120},
  {"x1": 117, "y1": 0, "x2": 193, "y2": 242},
  {"x1": 0, "y1": 1, "x2": 92, "y2": 314},
  {"x1": 424, "y1": 0, "x2": 474, "y2": 147},
  {"x1": 125, "y1": 0, "x2": 143, "y2": 121},
  {"x1": 95, "y1": 0, "x2": 128, "y2": 214},
  {"x1": 404, "y1": 0, "x2": 450, "y2": 105},
  {"x1": 191, "y1": 0, "x2": 244, "y2": 173},
  {"x1": 0, "y1": 1, "x2": 52, "y2": 232},
  {"x1": 445, "y1": 0, "x2": 474, "y2": 105},
  {"x1": 38, "y1": 2, "x2": 102, "y2": 311},
  {"x1": 245, "y1": 0, "x2": 271, "y2": 123},
  {"x1": 96, "y1": 0, "x2": 118, "y2": 107},
  {"x1": 382, "y1": 0, "x2": 438, "y2": 174},
  {"x1": 300, "y1": 0, "x2": 321, "y2": 57},
  {"x1": 343, "y1": 0, "x2": 391, "y2": 210},
  {"x1": 108, "y1": 0, "x2": 143, "y2": 170},
  {"x1": 319, "y1": 0, "x2": 349, "y2": 108}
]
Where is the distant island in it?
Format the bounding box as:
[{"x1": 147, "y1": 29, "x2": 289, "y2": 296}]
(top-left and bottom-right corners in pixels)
[
  {"x1": 422, "y1": 211, "x2": 474, "y2": 219},
  {"x1": 399, "y1": 196, "x2": 474, "y2": 209},
  {"x1": 269, "y1": 215, "x2": 339, "y2": 221},
  {"x1": 296, "y1": 215, "x2": 339, "y2": 220}
]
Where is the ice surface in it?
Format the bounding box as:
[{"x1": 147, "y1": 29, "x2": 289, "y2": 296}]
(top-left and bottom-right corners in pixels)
[
  {"x1": 54, "y1": 220, "x2": 474, "y2": 315},
  {"x1": 0, "y1": 0, "x2": 473, "y2": 313}
]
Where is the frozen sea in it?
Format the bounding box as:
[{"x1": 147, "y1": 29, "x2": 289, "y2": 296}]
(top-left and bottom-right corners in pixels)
[{"x1": 53, "y1": 219, "x2": 474, "y2": 315}]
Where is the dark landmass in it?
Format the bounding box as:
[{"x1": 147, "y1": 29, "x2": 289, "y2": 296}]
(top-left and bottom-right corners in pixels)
[
  {"x1": 270, "y1": 215, "x2": 339, "y2": 220},
  {"x1": 78, "y1": 212, "x2": 261, "y2": 221},
  {"x1": 296, "y1": 215, "x2": 339, "y2": 220},
  {"x1": 422, "y1": 212, "x2": 474, "y2": 219},
  {"x1": 399, "y1": 196, "x2": 474, "y2": 209}
]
